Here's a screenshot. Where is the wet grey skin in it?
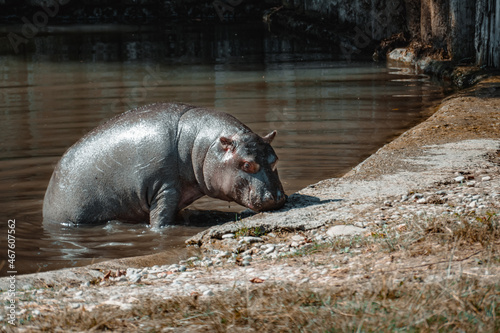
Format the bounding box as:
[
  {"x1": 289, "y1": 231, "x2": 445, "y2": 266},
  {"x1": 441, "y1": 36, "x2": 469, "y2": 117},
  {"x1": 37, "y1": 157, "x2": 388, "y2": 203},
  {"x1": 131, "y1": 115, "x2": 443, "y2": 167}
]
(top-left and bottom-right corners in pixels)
[{"x1": 43, "y1": 103, "x2": 286, "y2": 229}]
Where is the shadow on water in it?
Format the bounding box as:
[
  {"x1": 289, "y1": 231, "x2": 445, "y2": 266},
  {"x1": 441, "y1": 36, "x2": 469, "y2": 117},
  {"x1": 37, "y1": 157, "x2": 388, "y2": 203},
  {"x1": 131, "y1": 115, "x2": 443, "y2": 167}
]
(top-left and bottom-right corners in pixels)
[{"x1": 0, "y1": 23, "x2": 450, "y2": 276}]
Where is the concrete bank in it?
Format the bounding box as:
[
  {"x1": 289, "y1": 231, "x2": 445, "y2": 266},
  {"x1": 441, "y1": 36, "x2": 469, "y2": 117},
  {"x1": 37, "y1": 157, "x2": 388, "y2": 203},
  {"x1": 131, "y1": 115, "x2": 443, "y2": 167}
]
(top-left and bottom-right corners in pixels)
[
  {"x1": 185, "y1": 76, "x2": 500, "y2": 245},
  {"x1": 0, "y1": 76, "x2": 499, "y2": 326}
]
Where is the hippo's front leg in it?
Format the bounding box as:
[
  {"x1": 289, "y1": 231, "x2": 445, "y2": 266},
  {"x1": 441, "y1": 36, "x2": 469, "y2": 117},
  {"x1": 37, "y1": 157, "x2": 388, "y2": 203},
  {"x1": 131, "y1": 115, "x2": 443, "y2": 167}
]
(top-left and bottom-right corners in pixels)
[{"x1": 149, "y1": 187, "x2": 181, "y2": 229}]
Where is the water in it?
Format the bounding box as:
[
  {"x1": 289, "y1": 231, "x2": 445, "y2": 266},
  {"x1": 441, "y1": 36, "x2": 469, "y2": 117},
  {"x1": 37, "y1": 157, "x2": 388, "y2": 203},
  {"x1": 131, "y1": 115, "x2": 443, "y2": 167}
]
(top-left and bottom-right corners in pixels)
[{"x1": 0, "y1": 23, "x2": 449, "y2": 276}]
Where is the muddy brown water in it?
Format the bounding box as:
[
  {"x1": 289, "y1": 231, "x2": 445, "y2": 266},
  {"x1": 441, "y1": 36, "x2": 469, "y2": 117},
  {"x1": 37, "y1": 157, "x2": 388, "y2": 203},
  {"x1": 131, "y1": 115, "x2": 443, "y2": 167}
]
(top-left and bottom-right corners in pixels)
[{"x1": 0, "y1": 23, "x2": 449, "y2": 276}]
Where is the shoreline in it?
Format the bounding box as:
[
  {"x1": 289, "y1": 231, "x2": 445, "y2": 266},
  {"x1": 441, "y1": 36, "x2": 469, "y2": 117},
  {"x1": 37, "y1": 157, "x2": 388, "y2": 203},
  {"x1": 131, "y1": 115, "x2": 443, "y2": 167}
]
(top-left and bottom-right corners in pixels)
[{"x1": 1, "y1": 76, "x2": 499, "y2": 330}]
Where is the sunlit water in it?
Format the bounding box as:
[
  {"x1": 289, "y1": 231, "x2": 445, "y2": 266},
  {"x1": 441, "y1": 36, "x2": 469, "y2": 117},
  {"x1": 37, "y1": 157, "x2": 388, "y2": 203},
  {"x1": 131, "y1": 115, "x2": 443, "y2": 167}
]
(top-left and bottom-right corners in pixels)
[{"x1": 0, "y1": 23, "x2": 449, "y2": 276}]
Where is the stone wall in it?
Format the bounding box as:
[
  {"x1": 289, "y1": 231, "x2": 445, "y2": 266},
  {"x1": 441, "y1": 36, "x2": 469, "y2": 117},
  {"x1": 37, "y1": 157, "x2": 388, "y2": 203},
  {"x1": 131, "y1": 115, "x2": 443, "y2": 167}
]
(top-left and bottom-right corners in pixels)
[
  {"x1": 278, "y1": 0, "x2": 499, "y2": 67},
  {"x1": 405, "y1": 0, "x2": 499, "y2": 67}
]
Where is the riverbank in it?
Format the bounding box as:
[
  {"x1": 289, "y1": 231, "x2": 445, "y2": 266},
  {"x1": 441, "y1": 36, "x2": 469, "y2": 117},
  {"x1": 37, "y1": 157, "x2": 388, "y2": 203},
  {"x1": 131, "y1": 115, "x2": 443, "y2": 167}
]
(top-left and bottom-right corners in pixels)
[{"x1": 1, "y1": 77, "x2": 499, "y2": 331}]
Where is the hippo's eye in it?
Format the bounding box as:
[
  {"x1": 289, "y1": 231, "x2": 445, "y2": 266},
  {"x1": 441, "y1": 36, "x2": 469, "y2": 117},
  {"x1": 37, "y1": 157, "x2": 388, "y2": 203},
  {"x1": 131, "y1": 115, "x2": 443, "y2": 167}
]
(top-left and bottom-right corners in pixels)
[{"x1": 241, "y1": 161, "x2": 259, "y2": 174}]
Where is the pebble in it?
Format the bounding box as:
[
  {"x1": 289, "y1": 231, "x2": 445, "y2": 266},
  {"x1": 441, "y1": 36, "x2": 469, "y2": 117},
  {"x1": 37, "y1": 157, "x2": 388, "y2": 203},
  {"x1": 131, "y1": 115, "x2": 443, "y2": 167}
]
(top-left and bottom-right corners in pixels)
[
  {"x1": 454, "y1": 175, "x2": 465, "y2": 183},
  {"x1": 203, "y1": 289, "x2": 215, "y2": 297},
  {"x1": 242, "y1": 255, "x2": 253, "y2": 262},
  {"x1": 326, "y1": 225, "x2": 365, "y2": 237},
  {"x1": 129, "y1": 274, "x2": 142, "y2": 283},
  {"x1": 263, "y1": 245, "x2": 275, "y2": 254},
  {"x1": 239, "y1": 236, "x2": 263, "y2": 244},
  {"x1": 222, "y1": 233, "x2": 235, "y2": 239}
]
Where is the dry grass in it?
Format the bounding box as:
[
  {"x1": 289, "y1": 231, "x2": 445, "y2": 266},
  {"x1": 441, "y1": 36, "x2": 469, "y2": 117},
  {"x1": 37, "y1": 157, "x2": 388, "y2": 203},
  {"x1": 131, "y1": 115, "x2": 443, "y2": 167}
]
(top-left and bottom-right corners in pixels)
[
  {"x1": 5, "y1": 211, "x2": 500, "y2": 332},
  {"x1": 13, "y1": 277, "x2": 499, "y2": 332}
]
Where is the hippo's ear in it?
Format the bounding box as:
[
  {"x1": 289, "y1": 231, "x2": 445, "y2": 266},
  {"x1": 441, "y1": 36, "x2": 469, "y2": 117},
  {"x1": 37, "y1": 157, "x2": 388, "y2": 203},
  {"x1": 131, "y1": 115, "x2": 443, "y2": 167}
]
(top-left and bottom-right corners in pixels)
[
  {"x1": 220, "y1": 137, "x2": 235, "y2": 151},
  {"x1": 262, "y1": 130, "x2": 277, "y2": 144}
]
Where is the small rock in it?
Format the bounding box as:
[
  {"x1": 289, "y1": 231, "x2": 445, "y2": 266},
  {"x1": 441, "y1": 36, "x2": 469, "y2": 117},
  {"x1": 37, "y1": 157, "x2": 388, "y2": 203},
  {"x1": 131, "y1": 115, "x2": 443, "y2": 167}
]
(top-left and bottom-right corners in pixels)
[
  {"x1": 354, "y1": 222, "x2": 366, "y2": 228},
  {"x1": 203, "y1": 290, "x2": 215, "y2": 297},
  {"x1": 179, "y1": 265, "x2": 187, "y2": 272},
  {"x1": 242, "y1": 255, "x2": 253, "y2": 262},
  {"x1": 75, "y1": 290, "x2": 84, "y2": 297},
  {"x1": 216, "y1": 251, "x2": 231, "y2": 259},
  {"x1": 242, "y1": 260, "x2": 251, "y2": 266},
  {"x1": 239, "y1": 236, "x2": 263, "y2": 244},
  {"x1": 482, "y1": 176, "x2": 491, "y2": 181},
  {"x1": 416, "y1": 198, "x2": 427, "y2": 204},
  {"x1": 326, "y1": 225, "x2": 365, "y2": 237},
  {"x1": 314, "y1": 234, "x2": 326, "y2": 241},
  {"x1": 290, "y1": 241, "x2": 300, "y2": 248},
  {"x1": 291, "y1": 235, "x2": 305, "y2": 242},
  {"x1": 263, "y1": 245, "x2": 275, "y2": 254},
  {"x1": 71, "y1": 303, "x2": 80, "y2": 309},
  {"x1": 300, "y1": 278, "x2": 309, "y2": 284},
  {"x1": 454, "y1": 176, "x2": 465, "y2": 183},
  {"x1": 466, "y1": 181, "x2": 476, "y2": 187},
  {"x1": 201, "y1": 260, "x2": 213, "y2": 267},
  {"x1": 222, "y1": 233, "x2": 235, "y2": 239},
  {"x1": 129, "y1": 274, "x2": 142, "y2": 283}
]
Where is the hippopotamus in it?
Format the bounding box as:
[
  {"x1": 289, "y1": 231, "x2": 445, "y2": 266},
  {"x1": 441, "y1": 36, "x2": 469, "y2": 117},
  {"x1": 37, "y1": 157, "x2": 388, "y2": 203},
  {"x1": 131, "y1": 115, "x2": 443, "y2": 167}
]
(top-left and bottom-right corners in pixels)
[{"x1": 43, "y1": 103, "x2": 286, "y2": 228}]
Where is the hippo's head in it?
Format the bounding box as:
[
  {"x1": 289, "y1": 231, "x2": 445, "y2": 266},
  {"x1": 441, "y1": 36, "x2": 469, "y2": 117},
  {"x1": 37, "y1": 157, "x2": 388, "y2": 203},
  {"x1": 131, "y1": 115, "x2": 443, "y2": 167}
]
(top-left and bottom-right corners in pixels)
[{"x1": 203, "y1": 130, "x2": 286, "y2": 212}]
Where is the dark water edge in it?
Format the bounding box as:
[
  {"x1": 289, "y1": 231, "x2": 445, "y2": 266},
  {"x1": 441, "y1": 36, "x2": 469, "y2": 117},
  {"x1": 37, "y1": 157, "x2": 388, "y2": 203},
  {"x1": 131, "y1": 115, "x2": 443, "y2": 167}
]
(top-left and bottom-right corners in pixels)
[{"x1": 0, "y1": 22, "x2": 451, "y2": 276}]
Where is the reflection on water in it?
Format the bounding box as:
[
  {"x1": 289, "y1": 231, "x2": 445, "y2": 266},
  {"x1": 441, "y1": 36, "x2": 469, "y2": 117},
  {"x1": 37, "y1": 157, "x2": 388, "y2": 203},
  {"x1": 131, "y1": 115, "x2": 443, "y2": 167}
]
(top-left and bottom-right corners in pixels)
[{"x1": 0, "y1": 23, "x2": 449, "y2": 276}]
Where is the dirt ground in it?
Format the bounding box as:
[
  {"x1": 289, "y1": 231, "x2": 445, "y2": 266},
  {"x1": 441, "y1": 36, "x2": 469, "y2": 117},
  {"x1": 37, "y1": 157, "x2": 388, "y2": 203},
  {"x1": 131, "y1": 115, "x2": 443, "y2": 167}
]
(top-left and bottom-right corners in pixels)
[{"x1": 1, "y1": 77, "x2": 499, "y2": 332}]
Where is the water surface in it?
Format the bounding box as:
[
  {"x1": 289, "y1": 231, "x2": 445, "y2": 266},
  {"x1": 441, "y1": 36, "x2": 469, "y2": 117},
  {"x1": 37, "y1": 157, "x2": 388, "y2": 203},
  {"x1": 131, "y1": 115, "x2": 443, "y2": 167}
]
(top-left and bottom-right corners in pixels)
[{"x1": 0, "y1": 23, "x2": 449, "y2": 275}]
